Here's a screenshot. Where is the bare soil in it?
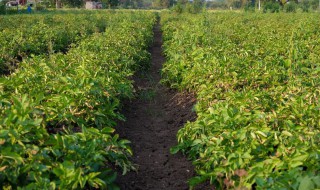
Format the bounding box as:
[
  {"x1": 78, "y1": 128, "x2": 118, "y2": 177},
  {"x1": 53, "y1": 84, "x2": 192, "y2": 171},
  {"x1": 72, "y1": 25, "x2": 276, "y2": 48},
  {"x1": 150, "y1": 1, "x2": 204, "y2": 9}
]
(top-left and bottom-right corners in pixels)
[{"x1": 115, "y1": 23, "x2": 211, "y2": 190}]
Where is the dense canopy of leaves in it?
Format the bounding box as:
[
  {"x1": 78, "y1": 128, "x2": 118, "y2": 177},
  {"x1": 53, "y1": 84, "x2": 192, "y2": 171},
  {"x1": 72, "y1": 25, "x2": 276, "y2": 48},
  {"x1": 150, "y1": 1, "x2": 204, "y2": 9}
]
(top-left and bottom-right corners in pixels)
[{"x1": 161, "y1": 12, "x2": 320, "y2": 189}]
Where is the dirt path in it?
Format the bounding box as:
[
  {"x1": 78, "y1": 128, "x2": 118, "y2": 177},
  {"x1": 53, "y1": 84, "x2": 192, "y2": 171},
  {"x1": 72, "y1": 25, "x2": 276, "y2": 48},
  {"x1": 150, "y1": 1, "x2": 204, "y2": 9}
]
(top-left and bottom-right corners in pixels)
[{"x1": 115, "y1": 23, "x2": 199, "y2": 189}]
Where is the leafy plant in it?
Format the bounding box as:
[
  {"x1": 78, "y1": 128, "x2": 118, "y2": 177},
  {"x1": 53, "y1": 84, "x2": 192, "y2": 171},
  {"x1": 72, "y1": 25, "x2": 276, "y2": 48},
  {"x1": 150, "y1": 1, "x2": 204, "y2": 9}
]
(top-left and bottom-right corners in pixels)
[
  {"x1": 284, "y1": 2, "x2": 298, "y2": 12},
  {"x1": 0, "y1": 11, "x2": 111, "y2": 75},
  {"x1": 263, "y1": 2, "x2": 280, "y2": 13},
  {"x1": 161, "y1": 12, "x2": 320, "y2": 189},
  {"x1": 0, "y1": 11, "x2": 156, "y2": 189}
]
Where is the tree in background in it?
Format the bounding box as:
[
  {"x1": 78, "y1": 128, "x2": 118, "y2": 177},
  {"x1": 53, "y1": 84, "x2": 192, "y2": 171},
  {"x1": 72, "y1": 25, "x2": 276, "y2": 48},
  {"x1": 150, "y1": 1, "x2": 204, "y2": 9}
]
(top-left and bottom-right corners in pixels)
[
  {"x1": 177, "y1": 0, "x2": 187, "y2": 4},
  {"x1": 172, "y1": 0, "x2": 205, "y2": 13},
  {"x1": 0, "y1": 1, "x2": 6, "y2": 14},
  {"x1": 152, "y1": 0, "x2": 173, "y2": 8},
  {"x1": 193, "y1": 0, "x2": 205, "y2": 10},
  {"x1": 310, "y1": 0, "x2": 319, "y2": 9},
  {"x1": 56, "y1": 0, "x2": 62, "y2": 8},
  {"x1": 206, "y1": 0, "x2": 227, "y2": 9},
  {"x1": 104, "y1": 0, "x2": 119, "y2": 8},
  {"x1": 142, "y1": 0, "x2": 153, "y2": 7},
  {"x1": 241, "y1": 0, "x2": 248, "y2": 7},
  {"x1": 118, "y1": 0, "x2": 151, "y2": 8},
  {"x1": 60, "y1": 0, "x2": 83, "y2": 7}
]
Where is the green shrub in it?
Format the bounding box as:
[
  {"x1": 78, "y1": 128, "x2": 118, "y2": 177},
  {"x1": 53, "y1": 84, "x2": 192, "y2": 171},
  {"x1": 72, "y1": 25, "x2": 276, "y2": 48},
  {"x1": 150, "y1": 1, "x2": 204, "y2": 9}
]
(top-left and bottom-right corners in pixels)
[
  {"x1": 0, "y1": 11, "x2": 156, "y2": 189},
  {"x1": 244, "y1": 3, "x2": 255, "y2": 12},
  {"x1": 284, "y1": 2, "x2": 297, "y2": 12},
  {"x1": 172, "y1": 3, "x2": 183, "y2": 13},
  {"x1": 299, "y1": 0, "x2": 310, "y2": 12},
  {"x1": 263, "y1": 1, "x2": 280, "y2": 13},
  {"x1": 310, "y1": 0, "x2": 319, "y2": 10},
  {"x1": 0, "y1": 3, "x2": 5, "y2": 14},
  {"x1": 172, "y1": 1, "x2": 204, "y2": 14},
  {"x1": 0, "y1": 13, "x2": 111, "y2": 75},
  {"x1": 35, "y1": 4, "x2": 46, "y2": 11},
  {"x1": 161, "y1": 12, "x2": 320, "y2": 189}
]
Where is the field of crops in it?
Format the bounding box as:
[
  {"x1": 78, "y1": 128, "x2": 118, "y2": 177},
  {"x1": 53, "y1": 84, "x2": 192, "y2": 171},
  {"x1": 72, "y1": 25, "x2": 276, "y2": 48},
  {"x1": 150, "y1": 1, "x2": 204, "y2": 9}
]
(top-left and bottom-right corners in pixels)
[
  {"x1": 1, "y1": 9, "x2": 320, "y2": 190},
  {"x1": 161, "y1": 13, "x2": 320, "y2": 189},
  {"x1": 0, "y1": 11, "x2": 118, "y2": 75},
  {"x1": 0, "y1": 11, "x2": 156, "y2": 189}
]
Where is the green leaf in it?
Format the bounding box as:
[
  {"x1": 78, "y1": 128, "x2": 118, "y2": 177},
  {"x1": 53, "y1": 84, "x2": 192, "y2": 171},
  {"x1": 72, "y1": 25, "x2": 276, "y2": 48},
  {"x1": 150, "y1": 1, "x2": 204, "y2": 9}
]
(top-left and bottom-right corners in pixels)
[
  {"x1": 188, "y1": 176, "x2": 208, "y2": 187},
  {"x1": 256, "y1": 131, "x2": 267, "y2": 138},
  {"x1": 290, "y1": 161, "x2": 303, "y2": 168},
  {"x1": 282, "y1": 131, "x2": 293, "y2": 137},
  {"x1": 0, "y1": 130, "x2": 9, "y2": 138},
  {"x1": 299, "y1": 176, "x2": 315, "y2": 190},
  {"x1": 1, "y1": 150, "x2": 24, "y2": 164},
  {"x1": 291, "y1": 154, "x2": 308, "y2": 162},
  {"x1": 101, "y1": 127, "x2": 115, "y2": 134},
  {"x1": 170, "y1": 146, "x2": 181, "y2": 154},
  {"x1": 311, "y1": 176, "x2": 320, "y2": 187},
  {"x1": 52, "y1": 167, "x2": 64, "y2": 177},
  {"x1": 108, "y1": 183, "x2": 120, "y2": 190},
  {"x1": 105, "y1": 171, "x2": 117, "y2": 184},
  {"x1": 191, "y1": 139, "x2": 202, "y2": 146}
]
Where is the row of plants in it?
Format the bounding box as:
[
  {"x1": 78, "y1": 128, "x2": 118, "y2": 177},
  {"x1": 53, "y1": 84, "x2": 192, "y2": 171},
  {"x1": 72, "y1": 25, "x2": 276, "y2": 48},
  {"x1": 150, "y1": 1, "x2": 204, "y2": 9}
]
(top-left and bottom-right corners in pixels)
[
  {"x1": 0, "y1": 11, "x2": 113, "y2": 75},
  {"x1": 0, "y1": 11, "x2": 156, "y2": 189},
  {"x1": 161, "y1": 12, "x2": 320, "y2": 189}
]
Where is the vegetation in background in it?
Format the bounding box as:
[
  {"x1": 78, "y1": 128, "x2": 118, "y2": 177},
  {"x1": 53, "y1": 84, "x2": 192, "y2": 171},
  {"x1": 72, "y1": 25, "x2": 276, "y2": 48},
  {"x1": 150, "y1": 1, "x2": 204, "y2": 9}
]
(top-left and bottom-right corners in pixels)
[
  {"x1": 152, "y1": 0, "x2": 174, "y2": 8},
  {"x1": 263, "y1": 1, "x2": 280, "y2": 12},
  {"x1": 0, "y1": 0, "x2": 319, "y2": 12},
  {"x1": 0, "y1": 12, "x2": 111, "y2": 75},
  {"x1": 284, "y1": 1, "x2": 298, "y2": 12},
  {"x1": 171, "y1": 0, "x2": 205, "y2": 13}
]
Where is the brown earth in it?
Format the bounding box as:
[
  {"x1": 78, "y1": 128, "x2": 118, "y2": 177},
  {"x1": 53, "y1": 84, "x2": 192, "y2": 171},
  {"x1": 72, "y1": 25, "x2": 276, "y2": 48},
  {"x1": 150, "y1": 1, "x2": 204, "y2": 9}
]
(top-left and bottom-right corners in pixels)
[{"x1": 115, "y1": 23, "x2": 212, "y2": 190}]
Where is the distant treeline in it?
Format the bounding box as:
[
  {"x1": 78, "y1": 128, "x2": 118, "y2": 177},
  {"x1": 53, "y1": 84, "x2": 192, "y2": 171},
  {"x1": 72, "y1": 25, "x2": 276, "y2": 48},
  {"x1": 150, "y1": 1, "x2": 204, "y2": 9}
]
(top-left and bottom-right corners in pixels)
[{"x1": 0, "y1": 0, "x2": 319, "y2": 12}]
